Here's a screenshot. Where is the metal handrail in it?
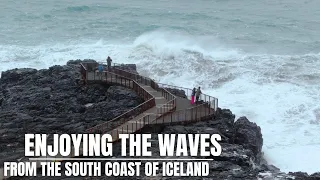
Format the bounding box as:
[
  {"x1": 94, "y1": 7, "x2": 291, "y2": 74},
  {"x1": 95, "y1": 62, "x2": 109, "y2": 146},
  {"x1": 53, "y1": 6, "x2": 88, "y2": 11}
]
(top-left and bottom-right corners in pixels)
[
  {"x1": 156, "y1": 98, "x2": 176, "y2": 115},
  {"x1": 98, "y1": 61, "x2": 158, "y2": 89},
  {"x1": 80, "y1": 61, "x2": 219, "y2": 134},
  {"x1": 154, "y1": 102, "x2": 213, "y2": 124},
  {"x1": 107, "y1": 64, "x2": 218, "y2": 105},
  {"x1": 157, "y1": 83, "x2": 212, "y2": 100},
  {"x1": 108, "y1": 65, "x2": 175, "y2": 101},
  {"x1": 112, "y1": 67, "x2": 158, "y2": 89},
  {"x1": 110, "y1": 65, "x2": 178, "y2": 115},
  {"x1": 85, "y1": 69, "x2": 154, "y2": 101},
  {"x1": 157, "y1": 83, "x2": 218, "y2": 112},
  {"x1": 108, "y1": 102, "x2": 214, "y2": 141},
  {"x1": 107, "y1": 64, "x2": 217, "y2": 113},
  {"x1": 80, "y1": 62, "x2": 156, "y2": 133},
  {"x1": 88, "y1": 100, "x2": 215, "y2": 142},
  {"x1": 86, "y1": 97, "x2": 155, "y2": 133}
]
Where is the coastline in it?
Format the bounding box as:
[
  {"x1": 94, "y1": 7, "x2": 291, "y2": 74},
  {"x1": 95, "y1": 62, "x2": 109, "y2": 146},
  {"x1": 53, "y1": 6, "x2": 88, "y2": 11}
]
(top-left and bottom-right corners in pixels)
[{"x1": 0, "y1": 60, "x2": 319, "y2": 179}]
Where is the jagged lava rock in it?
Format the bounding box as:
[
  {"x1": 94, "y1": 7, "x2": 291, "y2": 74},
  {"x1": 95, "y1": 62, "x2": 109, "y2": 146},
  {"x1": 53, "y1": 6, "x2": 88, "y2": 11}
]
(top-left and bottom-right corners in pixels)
[
  {"x1": 234, "y1": 116, "x2": 263, "y2": 158},
  {"x1": 0, "y1": 60, "x2": 143, "y2": 166}
]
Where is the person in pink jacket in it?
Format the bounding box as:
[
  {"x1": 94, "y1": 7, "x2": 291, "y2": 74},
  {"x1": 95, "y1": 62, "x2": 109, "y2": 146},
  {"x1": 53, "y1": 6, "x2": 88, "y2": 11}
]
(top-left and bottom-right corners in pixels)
[{"x1": 191, "y1": 87, "x2": 196, "y2": 104}]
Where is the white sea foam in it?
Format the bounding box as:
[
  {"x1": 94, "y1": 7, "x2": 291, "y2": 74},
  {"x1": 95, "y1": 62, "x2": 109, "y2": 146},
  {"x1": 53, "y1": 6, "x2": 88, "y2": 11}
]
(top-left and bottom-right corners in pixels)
[{"x1": 0, "y1": 31, "x2": 319, "y2": 173}]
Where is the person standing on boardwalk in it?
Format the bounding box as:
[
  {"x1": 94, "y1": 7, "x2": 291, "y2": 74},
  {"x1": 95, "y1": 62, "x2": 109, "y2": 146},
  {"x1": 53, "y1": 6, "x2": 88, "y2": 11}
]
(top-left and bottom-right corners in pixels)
[
  {"x1": 191, "y1": 87, "x2": 196, "y2": 104},
  {"x1": 98, "y1": 64, "x2": 104, "y2": 79},
  {"x1": 106, "y1": 56, "x2": 112, "y2": 70},
  {"x1": 195, "y1": 87, "x2": 202, "y2": 103}
]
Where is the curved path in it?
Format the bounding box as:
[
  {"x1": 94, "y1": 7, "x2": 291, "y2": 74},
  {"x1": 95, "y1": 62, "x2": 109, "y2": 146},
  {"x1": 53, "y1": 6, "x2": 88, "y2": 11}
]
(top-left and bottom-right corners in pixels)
[
  {"x1": 0, "y1": 62, "x2": 219, "y2": 179},
  {"x1": 82, "y1": 62, "x2": 219, "y2": 141}
]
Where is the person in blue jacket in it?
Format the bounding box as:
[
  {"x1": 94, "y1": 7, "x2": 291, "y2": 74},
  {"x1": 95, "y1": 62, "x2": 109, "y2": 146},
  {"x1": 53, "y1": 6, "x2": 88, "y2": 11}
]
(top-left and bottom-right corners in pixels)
[{"x1": 98, "y1": 64, "x2": 104, "y2": 79}]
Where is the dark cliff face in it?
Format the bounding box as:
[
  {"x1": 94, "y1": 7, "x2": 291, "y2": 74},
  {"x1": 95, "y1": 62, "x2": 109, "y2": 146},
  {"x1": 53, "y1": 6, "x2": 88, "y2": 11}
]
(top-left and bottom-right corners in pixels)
[
  {"x1": 159, "y1": 109, "x2": 265, "y2": 180},
  {"x1": 0, "y1": 60, "x2": 143, "y2": 166}
]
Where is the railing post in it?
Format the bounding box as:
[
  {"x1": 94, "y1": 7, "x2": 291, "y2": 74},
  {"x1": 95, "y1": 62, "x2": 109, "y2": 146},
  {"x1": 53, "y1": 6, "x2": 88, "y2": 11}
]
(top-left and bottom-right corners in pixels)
[
  {"x1": 192, "y1": 108, "x2": 194, "y2": 121},
  {"x1": 141, "y1": 118, "x2": 143, "y2": 129},
  {"x1": 162, "y1": 113, "x2": 164, "y2": 124},
  {"x1": 216, "y1": 99, "x2": 218, "y2": 112},
  {"x1": 116, "y1": 128, "x2": 119, "y2": 140},
  {"x1": 185, "y1": 109, "x2": 187, "y2": 122}
]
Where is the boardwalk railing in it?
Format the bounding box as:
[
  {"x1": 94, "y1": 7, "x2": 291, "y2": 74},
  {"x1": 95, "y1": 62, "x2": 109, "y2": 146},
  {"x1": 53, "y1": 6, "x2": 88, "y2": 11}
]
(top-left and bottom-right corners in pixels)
[
  {"x1": 80, "y1": 63, "x2": 87, "y2": 84},
  {"x1": 156, "y1": 87, "x2": 176, "y2": 115},
  {"x1": 108, "y1": 63, "x2": 177, "y2": 115},
  {"x1": 110, "y1": 64, "x2": 177, "y2": 115},
  {"x1": 108, "y1": 63, "x2": 218, "y2": 111},
  {"x1": 157, "y1": 83, "x2": 218, "y2": 112},
  {"x1": 107, "y1": 114, "x2": 155, "y2": 141},
  {"x1": 154, "y1": 103, "x2": 213, "y2": 124},
  {"x1": 81, "y1": 61, "x2": 219, "y2": 135},
  {"x1": 109, "y1": 63, "x2": 218, "y2": 114},
  {"x1": 85, "y1": 98, "x2": 155, "y2": 134},
  {"x1": 105, "y1": 103, "x2": 214, "y2": 142},
  {"x1": 81, "y1": 62, "x2": 156, "y2": 134},
  {"x1": 112, "y1": 67, "x2": 157, "y2": 89}
]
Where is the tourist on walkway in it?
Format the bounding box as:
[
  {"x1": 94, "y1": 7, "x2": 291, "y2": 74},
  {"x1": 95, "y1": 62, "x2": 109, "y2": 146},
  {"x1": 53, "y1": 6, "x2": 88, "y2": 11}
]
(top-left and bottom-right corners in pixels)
[
  {"x1": 195, "y1": 87, "x2": 202, "y2": 103},
  {"x1": 107, "y1": 56, "x2": 112, "y2": 70},
  {"x1": 98, "y1": 64, "x2": 104, "y2": 79},
  {"x1": 191, "y1": 87, "x2": 196, "y2": 104}
]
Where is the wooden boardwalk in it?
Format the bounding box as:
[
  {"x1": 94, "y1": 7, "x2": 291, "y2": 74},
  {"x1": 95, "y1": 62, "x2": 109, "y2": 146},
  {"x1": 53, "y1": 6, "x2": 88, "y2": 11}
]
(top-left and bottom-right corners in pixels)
[
  {"x1": 85, "y1": 69, "x2": 215, "y2": 141},
  {"x1": 0, "y1": 64, "x2": 218, "y2": 179},
  {"x1": 86, "y1": 71, "x2": 182, "y2": 141}
]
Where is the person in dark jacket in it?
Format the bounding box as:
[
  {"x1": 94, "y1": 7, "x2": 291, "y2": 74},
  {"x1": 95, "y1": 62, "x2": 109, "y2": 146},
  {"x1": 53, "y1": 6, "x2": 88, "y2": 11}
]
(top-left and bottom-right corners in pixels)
[
  {"x1": 195, "y1": 87, "x2": 202, "y2": 103},
  {"x1": 191, "y1": 87, "x2": 196, "y2": 104},
  {"x1": 106, "y1": 56, "x2": 112, "y2": 70}
]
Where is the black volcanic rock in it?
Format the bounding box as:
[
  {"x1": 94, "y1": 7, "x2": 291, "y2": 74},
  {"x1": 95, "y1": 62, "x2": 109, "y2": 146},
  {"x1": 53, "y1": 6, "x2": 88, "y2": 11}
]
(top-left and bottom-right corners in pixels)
[
  {"x1": 0, "y1": 68, "x2": 37, "y2": 84},
  {"x1": 234, "y1": 116, "x2": 263, "y2": 158},
  {"x1": 0, "y1": 60, "x2": 143, "y2": 166}
]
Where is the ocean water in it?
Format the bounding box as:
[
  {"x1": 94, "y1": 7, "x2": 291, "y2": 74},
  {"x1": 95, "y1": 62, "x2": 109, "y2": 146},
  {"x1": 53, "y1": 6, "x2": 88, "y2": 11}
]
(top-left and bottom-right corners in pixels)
[{"x1": 0, "y1": 0, "x2": 319, "y2": 173}]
